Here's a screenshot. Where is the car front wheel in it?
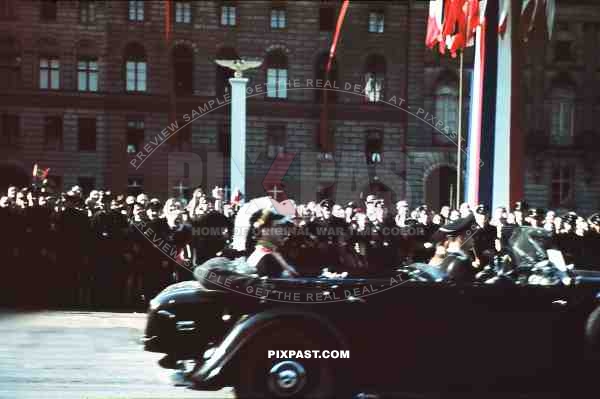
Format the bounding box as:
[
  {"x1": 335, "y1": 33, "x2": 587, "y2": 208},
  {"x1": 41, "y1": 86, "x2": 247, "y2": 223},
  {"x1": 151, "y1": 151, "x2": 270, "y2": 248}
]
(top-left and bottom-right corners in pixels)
[{"x1": 234, "y1": 326, "x2": 342, "y2": 398}]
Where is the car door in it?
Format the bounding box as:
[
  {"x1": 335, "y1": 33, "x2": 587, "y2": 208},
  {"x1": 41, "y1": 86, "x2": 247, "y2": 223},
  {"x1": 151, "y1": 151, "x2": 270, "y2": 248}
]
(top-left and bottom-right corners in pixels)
[{"x1": 453, "y1": 282, "x2": 573, "y2": 388}]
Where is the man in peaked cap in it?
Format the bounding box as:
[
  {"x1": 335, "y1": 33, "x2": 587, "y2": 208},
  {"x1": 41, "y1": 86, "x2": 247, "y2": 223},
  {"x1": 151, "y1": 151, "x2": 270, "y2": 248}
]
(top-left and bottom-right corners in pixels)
[{"x1": 430, "y1": 213, "x2": 480, "y2": 282}]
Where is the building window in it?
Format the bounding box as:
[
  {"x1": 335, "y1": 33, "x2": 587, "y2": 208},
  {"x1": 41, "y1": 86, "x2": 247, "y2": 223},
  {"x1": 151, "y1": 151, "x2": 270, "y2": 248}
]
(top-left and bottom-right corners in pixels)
[
  {"x1": 128, "y1": 0, "x2": 144, "y2": 22},
  {"x1": 39, "y1": 57, "x2": 60, "y2": 90},
  {"x1": 0, "y1": 36, "x2": 20, "y2": 89},
  {"x1": 44, "y1": 116, "x2": 62, "y2": 151},
  {"x1": 170, "y1": 123, "x2": 192, "y2": 152},
  {"x1": 266, "y1": 50, "x2": 288, "y2": 99},
  {"x1": 78, "y1": 177, "x2": 95, "y2": 195},
  {"x1": 434, "y1": 84, "x2": 458, "y2": 144},
  {"x1": 266, "y1": 125, "x2": 286, "y2": 159},
  {"x1": 0, "y1": 114, "x2": 18, "y2": 147},
  {"x1": 551, "y1": 163, "x2": 574, "y2": 207},
  {"x1": 127, "y1": 177, "x2": 144, "y2": 196},
  {"x1": 271, "y1": 8, "x2": 286, "y2": 29},
  {"x1": 220, "y1": 5, "x2": 236, "y2": 26},
  {"x1": 79, "y1": 0, "x2": 96, "y2": 24},
  {"x1": 77, "y1": 58, "x2": 98, "y2": 92},
  {"x1": 315, "y1": 52, "x2": 338, "y2": 103},
  {"x1": 40, "y1": 0, "x2": 57, "y2": 21},
  {"x1": 368, "y1": 10, "x2": 384, "y2": 33},
  {"x1": 319, "y1": 6, "x2": 334, "y2": 31},
  {"x1": 0, "y1": 0, "x2": 16, "y2": 20},
  {"x1": 124, "y1": 43, "x2": 147, "y2": 92},
  {"x1": 78, "y1": 117, "x2": 96, "y2": 152},
  {"x1": 173, "y1": 44, "x2": 193, "y2": 95},
  {"x1": 364, "y1": 54, "x2": 385, "y2": 103},
  {"x1": 550, "y1": 88, "x2": 575, "y2": 146},
  {"x1": 366, "y1": 130, "x2": 383, "y2": 164},
  {"x1": 175, "y1": 1, "x2": 192, "y2": 24},
  {"x1": 127, "y1": 120, "x2": 144, "y2": 154}
]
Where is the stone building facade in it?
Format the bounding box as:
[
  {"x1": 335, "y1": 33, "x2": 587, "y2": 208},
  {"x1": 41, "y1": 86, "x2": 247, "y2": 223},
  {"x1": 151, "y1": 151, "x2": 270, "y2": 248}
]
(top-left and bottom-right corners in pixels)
[{"x1": 0, "y1": 0, "x2": 598, "y2": 212}]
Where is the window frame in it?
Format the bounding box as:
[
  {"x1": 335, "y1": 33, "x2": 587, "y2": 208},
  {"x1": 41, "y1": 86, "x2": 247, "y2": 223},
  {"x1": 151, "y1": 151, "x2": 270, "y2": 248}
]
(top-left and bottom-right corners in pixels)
[
  {"x1": 128, "y1": 0, "x2": 144, "y2": 22},
  {"x1": 77, "y1": 57, "x2": 99, "y2": 92},
  {"x1": 39, "y1": 56, "x2": 60, "y2": 90},
  {"x1": 0, "y1": 113, "x2": 19, "y2": 147},
  {"x1": 549, "y1": 89, "x2": 575, "y2": 147},
  {"x1": 79, "y1": 0, "x2": 96, "y2": 24},
  {"x1": 174, "y1": 0, "x2": 192, "y2": 24},
  {"x1": 270, "y1": 7, "x2": 286, "y2": 30},
  {"x1": 550, "y1": 162, "x2": 574, "y2": 208},
  {"x1": 127, "y1": 120, "x2": 145, "y2": 154},
  {"x1": 220, "y1": 4, "x2": 236, "y2": 26},
  {"x1": 78, "y1": 117, "x2": 97, "y2": 152},
  {"x1": 368, "y1": 10, "x2": 385, "y2": 34},
  {"x1": 44, "y1": 115, "x2": 63, "y2": 151},
  {"x1": 266, "y1": 124, "x2": 287, "y2": 159},
  {"x1": 365, "y1": 129, "x2": 383, "y2": 165}
]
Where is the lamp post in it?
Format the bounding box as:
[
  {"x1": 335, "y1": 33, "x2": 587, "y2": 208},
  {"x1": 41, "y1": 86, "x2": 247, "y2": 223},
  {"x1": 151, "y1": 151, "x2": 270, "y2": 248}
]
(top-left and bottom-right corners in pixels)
[{"x1": 214, "y1": 59, "x2": 262, "y2": 205}]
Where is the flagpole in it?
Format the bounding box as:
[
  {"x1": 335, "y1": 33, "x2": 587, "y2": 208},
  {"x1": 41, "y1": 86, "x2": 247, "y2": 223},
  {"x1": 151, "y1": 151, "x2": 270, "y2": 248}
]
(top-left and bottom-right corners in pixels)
[{"x1": 456, "y1": 50, "x2": 463, "y2": 209}]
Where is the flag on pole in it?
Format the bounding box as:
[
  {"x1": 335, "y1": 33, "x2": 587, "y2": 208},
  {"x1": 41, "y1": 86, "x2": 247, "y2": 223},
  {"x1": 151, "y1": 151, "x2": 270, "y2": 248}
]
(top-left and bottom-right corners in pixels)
[
  {"x1": 498, "y1": 0, "x2": 555, "y2": 41},
  {"x1": 165, "y1": 1, "x2": 172, "y2": 42},
  {"x1": 319, "y1": 0, "x2": 350, "y2": 151},
  {"x1": 427, "y1": 0, "x2": 481, "y2": 58},
  {"x1": 426, "y1": 0, "x2": 443, "y2": 49},
  {"x1": 465, "y1": 1, "x2": 488, "y2": 206}
]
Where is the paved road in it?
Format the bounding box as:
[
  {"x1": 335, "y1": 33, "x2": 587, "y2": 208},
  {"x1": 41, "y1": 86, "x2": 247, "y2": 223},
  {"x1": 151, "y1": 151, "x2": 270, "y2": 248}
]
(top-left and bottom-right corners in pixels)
[{"x1": 0, "y1": 310, "x2": 234, "y2": 399}]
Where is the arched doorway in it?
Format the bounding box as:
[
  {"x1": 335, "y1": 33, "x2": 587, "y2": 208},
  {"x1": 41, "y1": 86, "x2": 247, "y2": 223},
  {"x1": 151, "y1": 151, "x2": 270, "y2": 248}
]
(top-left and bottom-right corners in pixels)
[
  {"x1": 424, "y1": 166, "x2": 455, "y2": 210},
  {"x1": 0, "y1": 162, "x2": 29, "y2": 192}
]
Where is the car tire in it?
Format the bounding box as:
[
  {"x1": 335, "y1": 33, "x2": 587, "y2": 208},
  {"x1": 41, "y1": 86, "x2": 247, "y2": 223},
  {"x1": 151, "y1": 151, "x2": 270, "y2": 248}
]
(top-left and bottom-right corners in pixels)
[
  {"x1": 585, "y1": 305, "x2": 600, "y2": 359},
  {"x1": 233, "y1": 325, "x2": 344, "y2": 399}
]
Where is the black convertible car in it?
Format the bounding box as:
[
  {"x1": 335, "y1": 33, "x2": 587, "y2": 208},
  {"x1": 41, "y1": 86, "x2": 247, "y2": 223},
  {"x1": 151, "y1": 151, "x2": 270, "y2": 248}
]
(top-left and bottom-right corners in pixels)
[{"x1": 143, "y1": 219, "x2": 600, "y2": 398}]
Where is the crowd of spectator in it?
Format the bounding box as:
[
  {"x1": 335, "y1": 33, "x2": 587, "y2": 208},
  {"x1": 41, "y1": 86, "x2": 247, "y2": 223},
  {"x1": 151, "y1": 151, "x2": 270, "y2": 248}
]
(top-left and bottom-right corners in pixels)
[{"x1": 2, "y1": 182, "x2": 600, "y2": 309}]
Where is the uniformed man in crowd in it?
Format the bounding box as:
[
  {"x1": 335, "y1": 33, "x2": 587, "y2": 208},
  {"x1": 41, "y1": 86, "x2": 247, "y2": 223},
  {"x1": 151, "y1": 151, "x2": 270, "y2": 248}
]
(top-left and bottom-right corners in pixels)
[{"x1": 429, "y1": 213, "x2": 480, "y2": 282}]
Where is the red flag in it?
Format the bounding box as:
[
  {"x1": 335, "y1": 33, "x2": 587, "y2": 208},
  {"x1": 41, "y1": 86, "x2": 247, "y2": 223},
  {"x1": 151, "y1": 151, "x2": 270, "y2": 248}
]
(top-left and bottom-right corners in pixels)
[
  {"x1": 426, "y1": 0, "x2": 443, "y2": 49},
  {"x1": 32, "y1": 163, "x2": 50, "y2": 179},
  {"x1": 326, "y1": 0, "x2": 349, "y2": 73},
  {"x1": 165, "y1": 1, "x2": 172, "y2": 42},
  {"x1": 320, "y1": 0, "x2": 350, "y2": 152}
]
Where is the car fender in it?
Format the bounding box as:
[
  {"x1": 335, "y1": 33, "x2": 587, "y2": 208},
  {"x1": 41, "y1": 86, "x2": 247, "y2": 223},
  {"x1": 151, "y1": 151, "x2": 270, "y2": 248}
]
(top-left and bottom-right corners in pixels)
[{"x1": 190, "y1": 307, "x2": 349, "y2": 386}]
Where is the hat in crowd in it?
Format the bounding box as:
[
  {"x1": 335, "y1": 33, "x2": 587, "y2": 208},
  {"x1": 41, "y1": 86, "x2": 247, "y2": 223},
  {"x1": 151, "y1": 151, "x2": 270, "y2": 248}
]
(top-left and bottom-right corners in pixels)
[
  {"x1": 588, "y1": 213, "x2": 600, "y2": 226},
  {"x1": 254, "y1": 208, "x2": 292, "y2": 229},
  {"x1": 148, "y1": 199, "x2": 162, "y2": 211},
  {"x1": 437, "y1": 213, "x2": 476, "y2": 238},
  {"x1": 346, "y1": 201, "x2": 357, "y2": 209},
  {"x1": 513, "y1": 201, "x2": 528, "y2": 212},
  {"x1": 475, "y1": 204, "x2": 488, "y2": 215},
  {"x1": 561, "y1": 211, "x2": 578, "y2": 225},
  {"x1": 365, "y1": 195, "x2": 377, "y2": 203},
  {"x1": 319, "y1": 199, "x2": 334, "y2": 209}
]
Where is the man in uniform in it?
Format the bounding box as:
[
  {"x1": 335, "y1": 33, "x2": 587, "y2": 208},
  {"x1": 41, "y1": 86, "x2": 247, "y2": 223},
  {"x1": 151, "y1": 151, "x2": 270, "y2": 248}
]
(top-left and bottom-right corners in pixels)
[
  {"x1": 430, "y1": 214, "x2": 480, "y2": 282},
  {"x1": 472, "y1": 204, "x2": 497, "y2": 268}
]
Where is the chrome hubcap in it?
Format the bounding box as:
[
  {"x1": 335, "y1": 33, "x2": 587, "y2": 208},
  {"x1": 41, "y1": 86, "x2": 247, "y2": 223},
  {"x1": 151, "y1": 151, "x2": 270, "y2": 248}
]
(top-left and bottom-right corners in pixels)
[{"x1": 268, "y1": 361, "x2": 307, "y2": 397}]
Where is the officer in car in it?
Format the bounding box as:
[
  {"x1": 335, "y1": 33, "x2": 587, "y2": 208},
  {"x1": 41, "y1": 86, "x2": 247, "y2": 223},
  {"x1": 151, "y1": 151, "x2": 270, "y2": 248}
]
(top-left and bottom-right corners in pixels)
[
  {"x1": 430, "y1": 213, "x2": 480, "y2": 283},
  {"x1": 247, "y1": 209, "x2": 298, "y2": 278}
]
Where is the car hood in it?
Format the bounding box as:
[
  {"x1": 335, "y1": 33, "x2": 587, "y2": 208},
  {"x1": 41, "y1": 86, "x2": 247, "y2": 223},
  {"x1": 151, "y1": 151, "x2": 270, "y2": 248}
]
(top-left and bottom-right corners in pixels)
[
  {"x1": 150, "y1": 280, "x2": 225, "y2": 309},
  {"x1": 573, "y1": 269, "x2": 600, "y2": 285}
]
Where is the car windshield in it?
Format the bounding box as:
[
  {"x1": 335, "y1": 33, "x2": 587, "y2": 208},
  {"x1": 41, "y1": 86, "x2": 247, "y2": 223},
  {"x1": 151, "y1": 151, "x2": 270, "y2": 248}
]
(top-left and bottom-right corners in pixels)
[{"x1": 508, "y1": 226, "x2": 554, "y2": 266}]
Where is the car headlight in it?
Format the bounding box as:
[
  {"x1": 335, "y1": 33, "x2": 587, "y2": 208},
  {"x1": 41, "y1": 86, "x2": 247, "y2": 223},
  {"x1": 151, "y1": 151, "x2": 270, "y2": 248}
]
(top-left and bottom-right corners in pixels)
[{"x1": 150, "y1": 298, "x2": 160, "y2": 310}]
